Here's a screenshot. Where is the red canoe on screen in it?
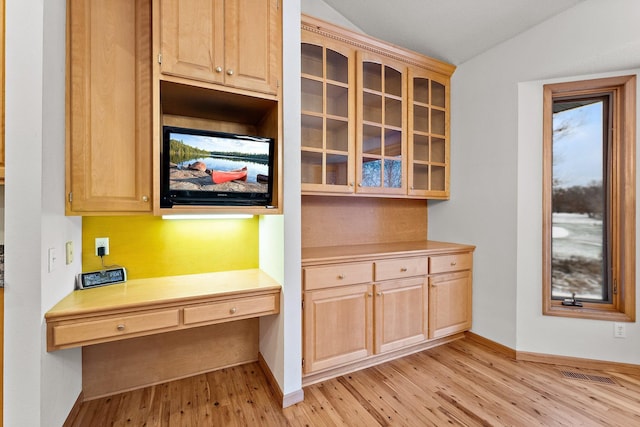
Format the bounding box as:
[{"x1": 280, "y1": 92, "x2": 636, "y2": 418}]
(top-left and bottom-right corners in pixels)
[{"x1": 210, "y1": 166, "x2": 248, "y2": 184}]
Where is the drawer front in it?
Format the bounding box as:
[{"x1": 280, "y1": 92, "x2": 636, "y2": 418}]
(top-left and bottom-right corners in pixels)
[
  {"x1": 52, "y1": 309, "x2": 180, "y2": 347},
  {"x1": 304, "y1": 262, "x2": 373, "y2": 290},
  {"x1": 374, "y1": 257, "x2": 428, "y2": 281},
  {"x1": 183, "y1": 294, "x2": 279, "y2": 325},
  {"x1": 429, "y1": 253, "x2": 473, "y2": 274}
]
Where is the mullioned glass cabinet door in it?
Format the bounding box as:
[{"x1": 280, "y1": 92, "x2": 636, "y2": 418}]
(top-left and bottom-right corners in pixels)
[
  {"x1": 301, "y1": 34, "x2": 355, "y2": 194},
  {"x1": 356, "y1": 51, "x2": 407, "y2": 195},
  {"x1": 408, "y1": 68, "x2": 449, "y2": 199}
]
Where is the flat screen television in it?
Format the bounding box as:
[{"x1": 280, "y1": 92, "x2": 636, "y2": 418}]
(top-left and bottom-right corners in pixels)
[{"x1": 161, "y1": 126, "x2": 275, "y2": 208}]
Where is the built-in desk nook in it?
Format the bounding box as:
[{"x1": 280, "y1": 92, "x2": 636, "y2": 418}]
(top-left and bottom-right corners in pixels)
[{"x1": 45, "y1": 269, "x2": 281, "y2": 399}]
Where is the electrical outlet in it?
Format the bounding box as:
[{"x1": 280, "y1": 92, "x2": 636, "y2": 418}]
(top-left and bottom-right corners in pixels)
[
  {"x1": 65, "y1": 241, "x2": 74, "y2": 264},
  {"x1": 614, "y1": 322, "x2": 626, "y2": 338},
  {"x1": 95, "y1": 237, "x2": 110, "y2": 256}
]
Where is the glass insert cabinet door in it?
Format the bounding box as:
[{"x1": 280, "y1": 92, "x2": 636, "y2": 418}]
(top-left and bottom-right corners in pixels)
[
  {"x1": 408, "y1": 69, "x2": 449, "y2": 198},
  {"x1": 356, "y1": 52, "x2": 407, "y2": 195},
  {"x1": 300, "y1": 37, "x2": 354, "y2": 193}
]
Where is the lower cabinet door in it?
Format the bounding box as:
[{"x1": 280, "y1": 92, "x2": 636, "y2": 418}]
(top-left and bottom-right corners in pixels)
[
  {"x1": 428, "y1": 271, "x2": 472, "y2": 339},
  {"x1": 303, "y1": 284, "x2": 373, "y2": 374},
  {"x1": 374, "y1": 276, "x2": 427, "y2": 354}
]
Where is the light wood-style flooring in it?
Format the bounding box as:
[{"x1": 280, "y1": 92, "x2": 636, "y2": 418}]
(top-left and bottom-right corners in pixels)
[{"x1": 66, "y1": 338, "x2": 640, "y2": 426}]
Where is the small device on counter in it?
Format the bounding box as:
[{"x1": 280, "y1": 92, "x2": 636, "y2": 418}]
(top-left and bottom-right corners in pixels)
[{"x1": 76, "y1": 267, "x2": 127, "y2": 290}]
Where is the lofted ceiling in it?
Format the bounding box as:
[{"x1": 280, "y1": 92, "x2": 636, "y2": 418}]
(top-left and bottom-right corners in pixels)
[{"x1": 320, "y1": 0, "x2": 585, "y2": 65}]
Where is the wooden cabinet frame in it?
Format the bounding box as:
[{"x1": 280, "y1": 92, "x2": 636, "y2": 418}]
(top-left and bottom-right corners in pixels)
[
  {"x1": 301, "y1": 14, "x2": 455, "y2": 200},
  {"x1": 302, "y1": 242, "x2": 474, "y2": 384}
]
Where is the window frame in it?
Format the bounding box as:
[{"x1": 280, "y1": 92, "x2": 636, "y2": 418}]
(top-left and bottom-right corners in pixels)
[{"x1": 542, "y1": 75, "x2": 636, "y2": 322}]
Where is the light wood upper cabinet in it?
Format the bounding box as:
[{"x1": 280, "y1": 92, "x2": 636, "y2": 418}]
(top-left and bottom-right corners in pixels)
[
  {"x1": 159, "y1": 0, "x2": 280, "y2": 95},
  {"x1": 66, "y1": 0, "x2": 152, "y2": 214},
  {"x1": 408, "y1": 68, "x2": 450, "y2": 199},
  {"x1": 300, "y1": 15, "x2": 455, "y2": 200},
  {"x1": 356, "y1": 52, "x2": 407, "y2": 195},
  {"x1": 301, "y1": 31, "x2": 355, "y2": 193}
]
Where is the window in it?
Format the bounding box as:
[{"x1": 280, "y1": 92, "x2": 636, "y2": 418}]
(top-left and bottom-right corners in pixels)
[{"x1": 542, "y1": 75, "x2": 636, "y2": 321}]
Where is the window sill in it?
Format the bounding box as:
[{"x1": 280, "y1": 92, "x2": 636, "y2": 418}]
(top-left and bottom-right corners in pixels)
[{"x1": 544, "y1": 303, "x2": 634, "y2": 322}]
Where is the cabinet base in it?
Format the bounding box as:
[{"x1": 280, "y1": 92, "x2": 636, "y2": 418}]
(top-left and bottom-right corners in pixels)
[{"x1": 302, "y1": 332, "x2": 465, "y2": 387}]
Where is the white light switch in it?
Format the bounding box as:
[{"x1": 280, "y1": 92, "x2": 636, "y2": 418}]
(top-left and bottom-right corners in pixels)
[{"x1": 48, "y1": 248, "x2": 57, "y2": 273}]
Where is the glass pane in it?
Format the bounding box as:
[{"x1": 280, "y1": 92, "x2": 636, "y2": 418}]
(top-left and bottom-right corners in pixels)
[
  {"x1": 383, "y1": 159, "x2": 402, "y2": 188},
  {"x1": 362, "y1": 125, "x2": 381, "y2": 155},
  {"x1": 361, "y1": 157, "x2": 381, "y2": 187},
  {"x1": 413, "y1": 78, "x2": 429, "y2": 104},
  {"x1": 326, "y1": 49, "x2": 348, "y2": 83},
  {"x1": 326, "y1": 118, "x2": 349, "y2": 152},
  {"x1": 363, "y1": 92, "x2": 382, "y2": 123},
  {"x1": 301, "y1": 151, "x2": 323, "y2": 184},
  {"x1": 301, "y1": 78, "x2": 323, "y2": 113},
  {"x1": 326, "y1": 154, "x2": 349, "y2": 185},
  {"x1": 301, "y1": 114, "x2": 323, "y2": 149},
  {"x1": 431, "y1": 109, "x2": 445, "y2": 135},
  {"x1": 413, "y1": 164, "x2": 429, "y2": 190},
  {"x1": 413, "y1": 105, "x2": 429, "y2": 133},
  {"x1": 385, "y1": 97, "x2": 402, "y2": 127},
  {"x1": 362, "y1": 62, "x2": 382, "y2": 91},
  {"x1": 413, "y1": 135, "x2": 429, "y2": 162},
  {"x1": 326, "y1": 84, "x2": 348, "y2": 117},
  {"x1": 384, "y1": 129, "x2": 402, "y2": 157},
  {"x1": 431, "y1": 138, "x2": 445, "y2": 163},
  {"x1": 301, "y1": 43, "x2": 323, "y2": 77},
  {"x1": 385, "y1": 66, "x2": 402, "y2": 97},
  {"x1": 430, "y1": 165, "x2": 446, "y2": 191},
  {"x1": 432, "y1": 81, "x2": 445, "y2": 107},
  {"x1": 551, "y1": 100, "x2": 606, "y2": 301}
]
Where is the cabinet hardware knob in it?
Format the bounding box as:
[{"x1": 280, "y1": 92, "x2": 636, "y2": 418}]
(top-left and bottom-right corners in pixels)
[
  {"x1": 400, "y1": 267, "x2": 407, "y2": 272},
  {"x1": 229, "y1": 307, "x2": 237, "y2": 314},
  {"x1": 116, "y1": 324, "x2": 125, "y2": 331},
  {"x1": 227, "y1": 69, "x2": 234, "y2": 76},
  {"x1": 358, "y1": 183, "x2": 362, "y2": 187},
  {"x1": 142, "y1": 195, "x2": 149, "y2": 202},
  {"x1": 451, "y1": 262, "x2": 457, "y2": 266},
  {"x1": 349, "y1": 182, "x2": 354, "y2": 187},
  {"x1": 215, "y1": 66, "x2": 223, "y2": 73},
  {"x1": 338, "y1": 274, "x2": 345, "y2": 279},
  {"x1": 376, "y1": 292, "x2": 382, "y2": 297},
  {"x1": 367, "y1": 293, "x2": 373, "y2": 297}
]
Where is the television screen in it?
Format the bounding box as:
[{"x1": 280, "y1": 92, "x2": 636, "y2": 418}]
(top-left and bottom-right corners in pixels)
[{"x1": 161, "y1": 126, "x2": 274, "y2": 207}]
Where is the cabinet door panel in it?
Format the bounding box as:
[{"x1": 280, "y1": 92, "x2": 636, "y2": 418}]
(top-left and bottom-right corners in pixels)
[
  {"x1": 428, "y1": 271, "x2": 472, "y2": 339},
  {"x1": 301, "y1": 31, "x2": 355, "y2": 194},
  {"x1": 303, "y1": 284, "x2": 373, "y2": 374},
  {"x1": 374, "y1": 277, "x2": 427, "y2": 353},
  {"x1": 159, "y1": 0, "x2": 224, "y2": 84},
  {"x1": 407, "y1": 68, "x2": 450, "y2": 198},
  {"x1": 356, "y1": 51, "x2": 407, "y2": 195},
  {"x1": 224, "y1": 0, "x2": 280, "y2": 94},
  {"x1": 67, "y1": 0, "x2": 152, "y2": 214}
]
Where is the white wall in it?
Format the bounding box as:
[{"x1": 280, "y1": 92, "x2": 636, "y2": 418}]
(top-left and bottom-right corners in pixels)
[
  {"x1": 5, "y1": 0, "x2": 83, "y2": 425},
  {"x1": 258, "y1": 0, "x2": 303, "y2": 403},
  {"x1": 429, "y1": 0, "x2": 640, "y2": 360},
  {"x1": 301, "y1": 0, "x2": 361, "y2": 31}
]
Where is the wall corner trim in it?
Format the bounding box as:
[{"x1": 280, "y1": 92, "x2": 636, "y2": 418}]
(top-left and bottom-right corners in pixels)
[{"x1": 258, "y1": 352, "x2": 304, "y2": 408}]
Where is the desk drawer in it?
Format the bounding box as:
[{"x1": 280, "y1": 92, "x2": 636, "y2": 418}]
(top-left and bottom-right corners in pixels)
[
  {"x1": 52, "y1": 309, "x2": 180, "y2": 347},
  {"x1": 304, "y1": 262, "x2": 373, "y2": 290},
  {"x1": 429, "y1": 253, "x2": 473, "y2": 274},
  {"x1": 374, "y1": 257, "x2": 428, "y2": 281},
  {"x1": 183, "y1": 294, "x2": 279, "y2": 325}
]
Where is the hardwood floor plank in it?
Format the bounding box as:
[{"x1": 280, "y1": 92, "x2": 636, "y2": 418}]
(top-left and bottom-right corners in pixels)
[{"x1": 67, "y1": 339, "x2": 640, "y2": 426}]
